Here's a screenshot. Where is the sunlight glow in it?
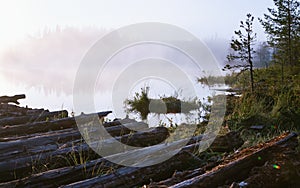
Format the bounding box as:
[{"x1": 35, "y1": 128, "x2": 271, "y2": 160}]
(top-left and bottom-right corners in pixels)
[{"x1": 0, "y1": 1, "x2": 37, "y2": 51}]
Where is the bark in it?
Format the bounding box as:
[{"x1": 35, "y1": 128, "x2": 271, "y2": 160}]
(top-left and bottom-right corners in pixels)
[{"x1": 170, "y1": 132, "x2": 298, "y2": 188}]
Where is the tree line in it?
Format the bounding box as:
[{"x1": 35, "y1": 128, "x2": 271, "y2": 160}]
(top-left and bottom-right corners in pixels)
[{"x1": 224, "y1": 0, "x2": 300, "y2": 92}]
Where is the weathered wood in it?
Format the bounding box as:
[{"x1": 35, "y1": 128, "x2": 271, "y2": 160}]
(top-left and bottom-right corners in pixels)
[
  {"x1": 63, "y1": 151, "x2": 201, "y2": 188},
  {"x1": 0, "y1": 129, "x2": 80, "y2": 161},
  {"x1": 0, "y1": 125, "x2": 165, "y2": 161},
  {"x1": 0, "y1": 94, "x2": 25, "y2": 105},
  {"x1": 0, "y1": 104, "x2": 45, "y2": 118},
  {"x1": 0, "y1": 111, "x2": 113, "y2": 138},
  {"x1": 61, "y1": 132, "x2": 243, "y2": 188},
  {"x1": 170, "y1": 132, "x2": 298, "y2": 188},
  {"x1": 149, "y1": 168, "x2": 206, "y2": 188},
  {"x1": 0, "y1": 110, "x2": 68, "y2": 126},
  {"x1": 102, "y1": 118, "x2": 137, "y2": 128},
  {"x1": 0, "y1": 159, "x2": 116, "y2": 188},
  {"x1": 0, "y1": 126, "x2": 165, "y2": 182},
  {"x1": 148, "y1": 156, "x2": 223, "y2": 187},
  {"x1": 235, "y1": 149, "x2": 300, "y2": 187},
  {"x1": 0, "y1": 117, "x2": 76, "y2": 138},
  {"x1": 0, "y1": 121, "x2": 149, "y2": 161}
]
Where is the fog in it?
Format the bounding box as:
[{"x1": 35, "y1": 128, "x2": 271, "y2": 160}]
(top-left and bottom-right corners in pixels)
[{"x1": 0, "y1": 26, "x2": 228, "y2": 115}]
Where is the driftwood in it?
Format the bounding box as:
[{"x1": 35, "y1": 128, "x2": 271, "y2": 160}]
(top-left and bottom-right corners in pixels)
[
  {"x1": 0, "y1": 111, "x2": 113, "y2": 139},
  {"x1": 61, "y1": 132, "x2": 243, "y2": 188},
  {"x1": 0, "y1": 120, "x2": 150, "y2": 162},
  {"x1": 170, "y1": 132, "x2": 298, "y2": 188},
  {"x1": 147, "y1": 132, "x2": 244, "y2": 187},
  {"x1": 0, "y1": 129, "x2": 80, "y2": 161},
  {"x1": 0, "y1": 110, "x2": 68, "y2": 126},
  {"x1": 0, "y1": 158, "x2": 117, "y2": 188},
  {"x1": 0, "y1": 118, "x2": 77, "y2": 139},
  {"x1": 0, "y1": 94, "x2": 25, "y2": 105},
  {"x1": 0, "y1": 104, "x2": 46, "y2": 119},
  {"x1": 63, "y1": 151, "x2": 201, "y2": 188},
  {"x1": 0, "y1": 127, "x2": 168, "y2": 183}
]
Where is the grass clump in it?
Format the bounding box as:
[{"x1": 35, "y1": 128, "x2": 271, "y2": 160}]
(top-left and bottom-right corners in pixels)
[{"x1": 125, "y1": 87, "x2": 199, "y2": 120}]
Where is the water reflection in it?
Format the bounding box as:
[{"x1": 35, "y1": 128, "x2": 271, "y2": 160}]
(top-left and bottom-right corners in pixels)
[{"x1": 0, "y1": 26, "x2": 225, "y2": 123}]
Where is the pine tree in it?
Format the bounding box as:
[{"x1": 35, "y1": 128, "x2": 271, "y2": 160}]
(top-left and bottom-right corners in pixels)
[
  {"x1": 224, "y1": 14, "x2": 257, "y2": 92},
  {"x1": 259, "y1": 0, "x2": 300, "y2": 67}
]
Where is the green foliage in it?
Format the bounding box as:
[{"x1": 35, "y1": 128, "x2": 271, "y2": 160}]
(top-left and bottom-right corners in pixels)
[
  {"x1": 225, "y1": 13, "x2": 257, "y2": 92},
  {"x1": 125, "y1": 88, "x2": 199, "y2": 120},
  {"x1": 125, "y1": 87, "x2": 150, "y2": 120},
  {"x1": 225, "y1": 65, "x2": 300, "y2": 133},
  {"x1": 259, "y1": 0, "x2": 300, "y2": 66},
  {"x1": 197, "y1": 74, "x2": 236, "y2": 86}
]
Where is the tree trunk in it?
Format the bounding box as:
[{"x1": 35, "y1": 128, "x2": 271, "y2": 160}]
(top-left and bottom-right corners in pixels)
[{"x1": 248, "y1": 32, "x2": 254, "y2": 92}]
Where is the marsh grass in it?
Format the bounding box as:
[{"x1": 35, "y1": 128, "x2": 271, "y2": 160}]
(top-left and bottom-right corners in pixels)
[{"x1": 125, "y1": 87, "x2": 199, "y2": 120}]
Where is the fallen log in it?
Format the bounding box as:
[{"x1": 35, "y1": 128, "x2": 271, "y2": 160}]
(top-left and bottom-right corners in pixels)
[
  {"x1": 102, "y1": 131, "x2": 242, "y2": 167},
  {"x1": 0, "y1": 121, "x2": 149, "y2": 162},
  {"x1": 234, "y1": 148, "x2": 300, "y2": 187},
  {"x1": 61, "y1": 132, "x2": 243, "y2": 188},
  {"x1": 0, "y1": 129, "x2": 80, "y2": 161},
  {"x1": 0, "y1": 94, "x2": 25, "y2": 105},
  {"x1": 0, "y1": 159, "x2": 117, "y2": 188},
  {"x1": 170, "y1": 132, "x2": 298, "y2": 188},
  {"x1": 0, "y1": 104, "x2": 45, "y2": 118},
  {"x1": 149, "y1": 132, "x2": 249, "y2": 187},
  {"x1": 0, "y1": 110, "x2": 68, "y2": 126},
  {"x1": 102, "y1": 118, "x2": 137, "y2": 128},
  {"x1": 63, "y1": 151, "x2": 201, "y2": 188},
  {"x1": 4, "y1": 143, "x2": 199, "y2": 187},
  {"x1": 0, "y1": 117, "x2": 76, "y2": 138},
  {"x1": 148, "y1": 156, "x2": 223, "y2": 187},
  {"x1": 0, "y1": 111, "x2": 113, "y2": 138},
  {"x1": 0, "y1": 126, "x2": 167, "y2": 183}
]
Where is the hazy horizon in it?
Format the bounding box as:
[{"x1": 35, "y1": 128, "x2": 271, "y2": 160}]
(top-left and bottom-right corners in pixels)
[{"x1": 0, "y1": 0, "x2": 276, "y2": 116}]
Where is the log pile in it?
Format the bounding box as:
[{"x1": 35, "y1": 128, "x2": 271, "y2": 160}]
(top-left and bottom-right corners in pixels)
[
  {"x1": 0, "y1": 94, "x2": 298, "y2": 187},
  {"x1": 150, "y1": 132, "x2": 299, "y2": 188}
]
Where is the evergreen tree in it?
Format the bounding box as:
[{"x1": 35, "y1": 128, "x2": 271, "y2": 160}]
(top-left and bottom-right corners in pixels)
[
  {"x1": 225, "y1": 14, "x2": 257, "y2": 92},
  {"x1": 255, "y1": 42, "x2": 272, "y2": 68},
  {"x1": 259, "y1": 0, "x2": 300, "y2": 67}
]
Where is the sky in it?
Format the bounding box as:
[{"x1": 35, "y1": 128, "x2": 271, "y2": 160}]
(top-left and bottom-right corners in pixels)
[
  {"x1": 0, "y1": 0, "x2": 274, "y2": 49},
  {"x1": 0, "y1": 0, "x2": 276, "y2": 114}
]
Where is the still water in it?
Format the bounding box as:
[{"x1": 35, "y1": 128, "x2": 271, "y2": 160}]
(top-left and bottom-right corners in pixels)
[{"x1": 0, "y1": 31, "x2": 225, "y2": 126}]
